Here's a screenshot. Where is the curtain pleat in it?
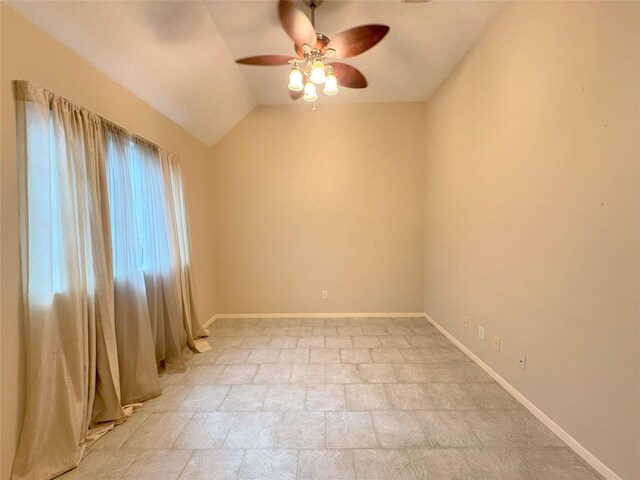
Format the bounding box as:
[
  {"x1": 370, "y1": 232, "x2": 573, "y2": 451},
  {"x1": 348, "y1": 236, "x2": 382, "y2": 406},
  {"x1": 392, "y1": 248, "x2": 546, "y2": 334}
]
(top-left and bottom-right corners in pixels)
[{"x1": 12, "y1": 81, "x2": 209, "y2": 480}]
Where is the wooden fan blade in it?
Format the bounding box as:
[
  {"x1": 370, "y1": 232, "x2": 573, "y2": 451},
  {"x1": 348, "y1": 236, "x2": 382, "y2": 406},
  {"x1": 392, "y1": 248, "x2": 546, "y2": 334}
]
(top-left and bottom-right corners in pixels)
[
  {"x1": 236, "y1": 55, "x2": 295, "y2": 66},
  {"x1": 326, "y1": 25, "x2": 390, "y2": 59},
  {"x1": 278, "y1": 0, "x2": 317, "y2": 49},
  {"x1": 330, "y1": 62, "x2": 368, "y2": 88},
  {"x1": 289, "y1": 89, "x2": 303, "y2": 100}
]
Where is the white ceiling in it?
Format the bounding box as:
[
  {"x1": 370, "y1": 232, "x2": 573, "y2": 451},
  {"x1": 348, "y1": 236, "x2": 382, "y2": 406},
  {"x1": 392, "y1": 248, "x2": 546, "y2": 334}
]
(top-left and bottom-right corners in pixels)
[{"x1": 7, "y1": 1, "x2": 504, "y2": 146}]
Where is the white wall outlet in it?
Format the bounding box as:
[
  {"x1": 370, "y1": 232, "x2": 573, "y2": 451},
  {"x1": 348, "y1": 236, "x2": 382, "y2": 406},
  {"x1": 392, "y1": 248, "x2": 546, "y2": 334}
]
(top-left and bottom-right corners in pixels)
[
  {"x1": 478, "y1": 326, "x2": 485, "y2": 341},
  {"x1": 322, "y1": 290, "x2": 328, "y2": 299},
  {"x1": 463, "y1": 316, "x2": 469, "y2": 329},
  {"x1": 518, "y1": 353, "x2": 527, "y2": 370},
  {"x1": 493, "y1": 335, "x2": 501, "y2": 351}
]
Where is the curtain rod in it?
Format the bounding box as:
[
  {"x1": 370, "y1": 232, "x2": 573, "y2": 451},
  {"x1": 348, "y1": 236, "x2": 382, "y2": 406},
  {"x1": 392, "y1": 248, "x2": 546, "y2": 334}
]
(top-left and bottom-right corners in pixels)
[{"x1": 15, "y1": 80, "x2": 178, "y2": 158}]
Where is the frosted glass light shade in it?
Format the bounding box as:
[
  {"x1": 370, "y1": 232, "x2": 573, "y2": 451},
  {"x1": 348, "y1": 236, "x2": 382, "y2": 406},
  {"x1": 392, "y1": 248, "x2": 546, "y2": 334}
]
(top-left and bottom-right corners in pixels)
[
  {"x1": 288, "y1": 68, "x2": 304, "y2": 91},
  {"x1": 323, "y1": 73, "x2": 339, "y2": 95},
  {"x1": 303, "y1": 81, "x2": 318, "y2": 102},
  {"x1": 310, "y1": 60, "x2": 326, "y2": 84}
]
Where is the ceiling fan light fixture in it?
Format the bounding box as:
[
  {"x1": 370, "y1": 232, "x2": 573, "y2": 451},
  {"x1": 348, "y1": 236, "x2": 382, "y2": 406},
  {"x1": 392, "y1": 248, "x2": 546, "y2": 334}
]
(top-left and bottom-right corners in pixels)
[
  {"x1": 310, "y1": 59, "x2": 326, "y2": 84},
  {"x1": 288, "y1": 67, "x2": 304, "y2": 91},
  {"x1": 323, "y1": 71, "x2": 339, "y2": 95},
  {"x1": 303, "y1": 81, "x2": 318, "y2": 101}
]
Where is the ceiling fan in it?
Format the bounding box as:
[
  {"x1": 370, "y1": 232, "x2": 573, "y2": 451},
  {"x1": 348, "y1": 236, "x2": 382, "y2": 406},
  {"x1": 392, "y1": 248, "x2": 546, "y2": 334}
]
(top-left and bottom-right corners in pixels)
[{"x1": 235, "y1": 0, "x2": 390, "y2": 106}]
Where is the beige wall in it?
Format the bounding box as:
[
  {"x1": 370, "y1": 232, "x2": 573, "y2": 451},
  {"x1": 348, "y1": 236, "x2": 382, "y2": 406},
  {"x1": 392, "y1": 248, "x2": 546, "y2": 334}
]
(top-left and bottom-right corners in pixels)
[
  {"x1": 210, "y1": 103, "x2": 424, "y2": 314},
  {"x1": 0, "y1": 5, "x2": 217, "y2": 478},
  {"x1": 422, "y1": 2, "x2": 640, "y2": 478}
]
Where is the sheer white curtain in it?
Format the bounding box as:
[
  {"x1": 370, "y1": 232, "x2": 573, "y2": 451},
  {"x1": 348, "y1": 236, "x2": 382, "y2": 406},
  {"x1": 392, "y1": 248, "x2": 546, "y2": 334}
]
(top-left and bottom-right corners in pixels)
[
  {"x1": 105, "y1": 130, "x2": 161, "y2": 404},
  {"x1": 13, "y1": 82, "x2": 124, "y2": 480},
  {"x1": 13, "y1": 81, "x2": 209, "y2": 480}
]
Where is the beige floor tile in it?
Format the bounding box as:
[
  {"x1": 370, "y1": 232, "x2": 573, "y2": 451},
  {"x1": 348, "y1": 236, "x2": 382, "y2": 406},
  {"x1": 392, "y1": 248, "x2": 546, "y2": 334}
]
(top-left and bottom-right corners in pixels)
[
  {"x1": 75, "y1": 317, "x2": 602, "y2": 480},
  {"x1": 252, "y1": 364, "x2": 292, "y2": 384},
  {"x1": 461, "y1": 383, "x2": 522, "y2": 409},
  {"x1": 224, "y1": 412, "x2": 282, "y2": 448},
  {"x1": 504, "y1": 410, "x2": 565, "y2": 447},
  {"x1": 180, "y1": 385, "x2": 230, "y2": 411},
  {"x1": 239, "y1": 449, "x2": 299, "y2": 480},
  {"x1": 379, "y1": 336, "x2": 411, "y2": 348},
  {"x1": 179, "y1": 365, "x2": 224, "y2": 385},
  {"x1": 386, "y1": 384, "x2": 434, "y2": 410},
  {"x1": 172, "y1": 412, "x2": 236, "y2": 448},
  {"x1": 263, "y1": 384, "x2": 306, "y2": 411},
  {"x1": 291, "y1": 364, "x2": 326, "y2": 384},
  {"x1": 179, "y1": 449, "x2": 245, "y2": 480},
  {"x1": 463, "y1": 448, "x2": 534, "y2": 480},
  {"x1": 217, "y1": 365, "x2": 258, "y2": 384},
  {"x1": 310, "y1": 348, "x2": 341, "y2": 364},
  {"x1": 297, "y1": 336, "x2": 325, "y2": 348},
  {"x1": 58, "y1": 451, "x2": 140, "y2": 479},
  {"x1": 241, "y1": 336, "x2": 273, "y2": 348},
  {"x1": 246, "y1": 348, "x2": 281, "y2": 364},
  {"x1": 359, "y1": 364, "x2": 398, "y2": 383},
  {"x1": 122, "y1": 450, "x2": 192, "y2": 480},
  {"x1": 326, "y1": 411, "x2": 378, "y2": 448},
  {"x1": 422, "y1": 383, "x2": 477, "y2": 409},
  {"x1": 520, "y1": 448, "x2": 604, "y2": 480},
  {"x1": 406, "y1": 336, "x2": 436, "y2": 348},
  {"x1": 422, "y1": 364, "x2": 466, "y2": 383},
  {"x1": 400, "y1": 348, "x2": 437, "y2": 364},
  {"x1": 214, "y1": 349, "x2": 252, "y2": 364},
  {"x1": 325, "y1": 364, "x2": 362, "y2": 384},
  {"x1": 278, "y1": 348, "x2": 311, "y2": 364},
  {"x1": 409, "y1": 449, "x2": 476, "y2": 480},
  {"x1": 416, "y1": 410, "x2": 481, "y2": 447},
  {"x1": 354, "y1": 449, "x2": 417, "y2": 480},
  {"x1": 393, "y1": 364, "x2": 430, "y2": 383},
  {"x1": 142, "y1": 385, "x2": 192, "y2": 412},
  {"x1": 303, "y1": 318, "x2": 326, "y2": 327},
  {"x1": 337, "y1": 326, "x2": 363, "y2": 336},
  {"x1": 313, "y1": 326, "x2": 338, "y2": 336},
  {"x1": 325, "y1": 318, "x2": 350, "y2": 327},
  {"x1": 270, "y1": 336, "x2": 299, "y2": 348},
  {"x1": 298, "y1": 449, "x2": 356, "y2": 480},
  {"x1": 458, "y1": 363, "x2": 493, "y2": 383},
  {"x1": 371, "y1": 348, "x2": 406, "y2": 363},
  {"x1": 325, "y1": 336, "x2": 353, "y2": 349},
  {"x1": 123, "y1": 412, "x2": 192, "y2": 449},
  {"x1": 276, "y1": 411, "x2": 326, "y2": 447},
  {"x1": 340, "y1": 348, "x2": 373, "y2": 364},
  {"x1": 361, "y1": 326, "x2": 389, "y2": 336},
  {"x1": 463, "y1": 410, "x2": 536, "y2": 447},
  {"x1": 219, "y1": 385, "x2": 268, "y2": 411},
  {"x1": 90, "y1": 411, "x2": 151, "y2": 450},
  {"x1": 371, "y1": 411, "x2": 431, "y2": 448},
  {"x1": 305, "y1": 384, "x2": 347, "y2": 411},
  {"x1": 345, "y1": 384, "x2": 390, "y2": 410},
  {"x1": 352, "y1": 336, "x2": 382, "y2": 348}
]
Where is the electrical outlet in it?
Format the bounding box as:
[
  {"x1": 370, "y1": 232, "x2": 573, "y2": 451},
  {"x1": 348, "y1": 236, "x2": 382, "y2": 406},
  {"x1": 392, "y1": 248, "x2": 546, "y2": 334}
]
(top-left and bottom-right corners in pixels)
[
  {"x1": 493, "y1": 335, "x2": 500, "y2": 351},
  {"x1": 478, "y1": 326, "x2": 484, "y2": 341},
  {"x1": 463, "y1": 316, "x2": 469, "y2": 329},
  {"x1": 518, "y1": 353, "x2": 527, "y2": 370},
  {"x1": 322, "y1": 290, "x2": 328, "y2": 299}
]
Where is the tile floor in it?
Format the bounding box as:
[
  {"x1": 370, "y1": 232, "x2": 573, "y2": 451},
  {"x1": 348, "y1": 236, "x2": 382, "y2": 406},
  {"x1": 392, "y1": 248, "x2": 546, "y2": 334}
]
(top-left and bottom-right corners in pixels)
[{"x1": 63, "y1": 317, "x2": 605, "y2": 479}]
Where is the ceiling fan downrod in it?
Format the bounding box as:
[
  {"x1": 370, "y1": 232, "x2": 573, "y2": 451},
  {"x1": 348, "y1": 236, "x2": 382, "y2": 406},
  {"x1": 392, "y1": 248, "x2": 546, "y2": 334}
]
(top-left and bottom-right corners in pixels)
[{"x1": 303, "y1": 0, "x2": 323, "y2": 28}]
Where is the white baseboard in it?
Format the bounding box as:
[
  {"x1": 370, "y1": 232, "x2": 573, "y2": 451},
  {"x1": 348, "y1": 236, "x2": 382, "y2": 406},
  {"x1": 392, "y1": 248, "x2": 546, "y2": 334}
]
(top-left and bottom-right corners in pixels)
[
  {"x1": 424, "y1": 313, "x2": 622, "y2": 480},
  {"x1": 204, "y1": 312, "x2": 423, "y2": 328}
]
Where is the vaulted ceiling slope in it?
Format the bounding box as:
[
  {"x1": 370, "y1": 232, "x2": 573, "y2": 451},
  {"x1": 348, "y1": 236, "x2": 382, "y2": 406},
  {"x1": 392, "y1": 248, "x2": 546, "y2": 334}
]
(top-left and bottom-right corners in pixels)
[{"x1": 7, "y1": 1, "x2": 504, "y2": 146}]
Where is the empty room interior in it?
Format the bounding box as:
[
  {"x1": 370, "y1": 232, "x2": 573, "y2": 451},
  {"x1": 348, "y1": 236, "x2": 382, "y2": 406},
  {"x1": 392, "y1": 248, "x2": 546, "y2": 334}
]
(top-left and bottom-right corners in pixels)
[{"x1": 1, "y1": 1, "x2": 639, "y2": 479}]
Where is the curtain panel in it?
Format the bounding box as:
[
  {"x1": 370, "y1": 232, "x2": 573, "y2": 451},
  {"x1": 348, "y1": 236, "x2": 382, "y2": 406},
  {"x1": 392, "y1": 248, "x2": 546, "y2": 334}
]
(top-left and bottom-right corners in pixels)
[{"x1": 12, "y1": 81, "x2": 209, "y2": 480}]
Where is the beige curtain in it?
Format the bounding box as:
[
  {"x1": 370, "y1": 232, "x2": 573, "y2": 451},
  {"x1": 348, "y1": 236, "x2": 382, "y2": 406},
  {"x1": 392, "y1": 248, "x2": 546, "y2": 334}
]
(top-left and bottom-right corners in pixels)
[
  {"x1": 13, "y1": 81, "x2": 209, "y2": 480},
  {"x1": 13, "y1": 81, "x2": 124, "y2": 480},
  {"x1": 160, "y1": 150, "x2": 211, "y2": 352}
]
